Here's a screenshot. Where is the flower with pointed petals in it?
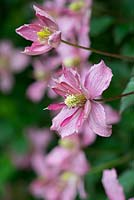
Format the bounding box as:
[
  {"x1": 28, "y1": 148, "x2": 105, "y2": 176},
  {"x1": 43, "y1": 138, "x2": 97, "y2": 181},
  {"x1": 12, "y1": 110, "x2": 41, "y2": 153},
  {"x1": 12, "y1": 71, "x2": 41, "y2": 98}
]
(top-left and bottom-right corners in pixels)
[
  {"x1": 30, "y1": 139, "x2": 89, "y2": 200},
  {"x1": 16, "y1": 5, "x2": 61, "y2": 55},
  {"x1": 47, "y1": 60, "x2": 113, "y2": 138},
  {"x1": 102, "y1": 169, "x2": 134, "y2": 200}
]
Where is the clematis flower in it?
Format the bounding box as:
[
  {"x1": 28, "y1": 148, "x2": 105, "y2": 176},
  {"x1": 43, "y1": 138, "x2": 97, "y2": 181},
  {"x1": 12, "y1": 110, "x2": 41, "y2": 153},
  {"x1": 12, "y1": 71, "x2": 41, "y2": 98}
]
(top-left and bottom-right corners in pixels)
[
  {"x1": 16, "y1": 5, "x2": 61, "y2": 55},
  {"x1": 47, "y1": 60, "x2": 113, "y2": 138},
  {"x1": 30, "y1": 138, "x2": 89, "y2": 200},
  {"x1": 26, "y1": 55, "x2": 61, "y2": 102},
  {"x1": 102, "y1": 169, "x2": 134, "y2": 200}
]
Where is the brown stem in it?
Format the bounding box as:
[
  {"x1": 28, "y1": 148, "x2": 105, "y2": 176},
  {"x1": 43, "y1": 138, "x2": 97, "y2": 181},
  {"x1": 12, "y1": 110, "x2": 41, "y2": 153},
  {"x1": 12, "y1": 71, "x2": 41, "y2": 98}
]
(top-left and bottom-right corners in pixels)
[
  {"x1": 61, "y1": 39, "x2": 134, "y2": 62},
  {"x1": 95, "y1": 91, "x2": 134, "y2": 103}
]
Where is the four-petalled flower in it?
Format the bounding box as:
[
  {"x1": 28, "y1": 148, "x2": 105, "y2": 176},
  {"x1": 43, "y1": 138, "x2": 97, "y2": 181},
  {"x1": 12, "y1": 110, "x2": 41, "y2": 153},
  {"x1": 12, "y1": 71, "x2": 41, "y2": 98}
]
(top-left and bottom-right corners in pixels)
[{"x1": 16, "y1": 5, "x2": 61, "y2": 55}]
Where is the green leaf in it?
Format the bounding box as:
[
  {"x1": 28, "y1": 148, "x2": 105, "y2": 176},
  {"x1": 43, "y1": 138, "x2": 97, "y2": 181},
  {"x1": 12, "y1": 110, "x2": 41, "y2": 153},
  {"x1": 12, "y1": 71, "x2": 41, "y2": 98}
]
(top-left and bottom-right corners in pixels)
[
  {"x1": 119, "y1": 169, "x2": 134, "y2": 194},
  {"x1": 121, "y1": 39, "x2": 134, "y2": 57},
  {"x1": 0, "y1": 154, "x2": 15, "y2": 183},
  {"x1": 90, "y1": 16, "x2": 114, "y2": 37},
  {"x1": 120, "y1": 70, "x2": 134, "y2": 113},
  {"x1": 114, "y1": 24, "x2": 131, "y2": 44}
]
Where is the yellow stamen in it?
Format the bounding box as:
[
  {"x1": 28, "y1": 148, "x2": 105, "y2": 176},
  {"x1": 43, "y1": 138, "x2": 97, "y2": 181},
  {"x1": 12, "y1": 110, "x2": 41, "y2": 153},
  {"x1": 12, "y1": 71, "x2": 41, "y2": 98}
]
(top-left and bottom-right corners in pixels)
[
  {"x1": 69, "y1": 1, "x2": 84, "y2": 11},
  {"x1": 64, "y1": 57, "x2": 81, "y2": 67},
  {"x1": 65, "y1": 94, "x2": 86, "y2": 108},
  {"x1": 59, "y1": 138, "x2": 75, "y2": 149},
  {"x1": 37, "y1": 27, "x2": 52, "y2": 42},
  {"x1": 60, "y1": 172, "x2": 77, "y2": 182}
]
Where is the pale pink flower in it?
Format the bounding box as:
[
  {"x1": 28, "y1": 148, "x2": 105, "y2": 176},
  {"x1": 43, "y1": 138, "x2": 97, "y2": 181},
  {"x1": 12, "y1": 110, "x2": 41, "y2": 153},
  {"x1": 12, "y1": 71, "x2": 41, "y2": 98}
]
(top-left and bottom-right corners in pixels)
[
  {"x1": 27, "y1": 127, "x2": 52, "y2": 152},
  {"x1": 102, "y1": 169, "x2": 134, "y2": 200},
  {"x1": 42, "y1": 0, "x2": 91, "y2": 50},
  {"x1": 30, "y1": 140, "x2": 89, "y2": 200},
  {"x1": 0, "y1": 40, "x2": 29, "y2": 93},
  {"x1": 16, "y1": 5, "x2": 61, "y2": 55},
  {"x1": 31, "y1": 172, "x2": 87, "y2": 200},
  {"x1": 45, "y1": 146, "x2": 89, "y2": 176},
  {"x1": 26, "y1": 55, "x2": 61, "y2": 102},
  {"x1": 57, "y1": 44, "x2": 90, "y2": 69},
  {"x1": 47, "y1": 60, "x2": 113, "y2": 138}
]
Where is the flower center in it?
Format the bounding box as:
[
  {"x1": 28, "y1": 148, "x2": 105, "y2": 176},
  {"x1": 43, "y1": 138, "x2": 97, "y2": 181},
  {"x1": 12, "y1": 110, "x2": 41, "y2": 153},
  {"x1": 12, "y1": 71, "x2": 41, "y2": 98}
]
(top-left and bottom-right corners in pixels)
[
  {"x1": 65, "y1": 94, "x2": 86, "y2": 108},
  {"x1": 37, "y1": 27, "x2": 53, "y2": 42},
  {"x1": 64, "y1": 57, "x2": 81, "y2": 67},
  {"x1": 34, "y1": 70, "x2": 49, "y2": 81},
  {"x1": 0, "y1": 56, "x2": 9, "y2": 69},
  {"x1": 59, "y1": 138, "x2": 76, "y2": 149},
  {"x1": 69, "y1": 1, "x2": 84, "y2": 11},
  {"x1": 60, "y1": 171, "x2": 77, "y2": 182}
]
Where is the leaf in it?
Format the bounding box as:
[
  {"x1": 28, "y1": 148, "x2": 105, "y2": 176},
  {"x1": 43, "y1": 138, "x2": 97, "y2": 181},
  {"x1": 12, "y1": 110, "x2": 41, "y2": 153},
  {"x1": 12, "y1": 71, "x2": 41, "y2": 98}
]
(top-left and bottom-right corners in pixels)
[
  {"x1": 120, "y1": 70, "x2": 134, "y2": 113},
  {"x1": 119, "y1": 169, "x2": 134, "y2": 194},
  {"x1": 114, "y1": 24, "x2": 131, "y2": 44},
  {"x1": 121, "y1": 39, "x2": 134, "y2": 57},
  {"x1": 90, "y1": 16, "x2": 114, "y2": 37},
  {"x1": 0, "y1": 154, "x2": 15, "y2": 183}
]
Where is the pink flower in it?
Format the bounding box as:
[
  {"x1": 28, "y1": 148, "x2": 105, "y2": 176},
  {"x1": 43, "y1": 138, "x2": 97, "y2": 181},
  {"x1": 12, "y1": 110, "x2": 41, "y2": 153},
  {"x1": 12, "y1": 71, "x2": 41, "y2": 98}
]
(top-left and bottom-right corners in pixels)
[
  {"x1": 102, "y1": 169, "x2": 134, "y2": 200},
  {"x1": 47, "y1": 60, "x2": 113, "y2": 138},
  {"x1": 0, "y1": 40, "x2": 29, "y2": 93},
  {"x1": 30, "y1": 139, "x2": 89, "y2": 200},
  {"x1": 45, "y1": 146, "x2": 89, "y2": 176},
  {"x1": 16, "y1": 5, "x2": 61, "y2": 55},
  {"x1": 26, "y1": 55, "x2": 61, "y2": 102}
]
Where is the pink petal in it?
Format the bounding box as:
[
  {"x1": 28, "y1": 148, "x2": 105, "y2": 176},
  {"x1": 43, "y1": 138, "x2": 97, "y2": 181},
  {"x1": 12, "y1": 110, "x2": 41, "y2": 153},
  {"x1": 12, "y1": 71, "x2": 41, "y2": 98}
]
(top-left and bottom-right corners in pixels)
[
  {"x1": 26, "y1": 81, "x2": 47, "y2": 102},
  {"x1": 102, "y1": 169, "x2": 125, "y2": 200},
  {"x1": 0, "y1": 71, "x2": 14, "y2": 93},
  {"x1": 48, "y1": 103, "x2": 65, "y2": 110},
  {"x1": 80, "y1": 122, "x2": 96, "y2": 147},
  {"x1": 70, "y1": 151, "x2": 89, "y2": 175},
  {"x1": 75, "y1": 100, "x2": 91, "y2": 130},
  {"x1": 23, "y1": 42, "x2": 52, "y2": 55},
  {"x1": 45, "y1": 146, "x2": 71, "y2": 168},
  {"x1": 78, "y1": 180, "x2": 87, "y2": 199},
  {"x1": 52, "y1": 87, "x2": 67, "y2": 97},
  {"x1": 61, "y1": 180, "x2": 77, "y2": 200},
  {"x1": 48, "y1": 31, "x2": 61, "y2": 48},
  {"x1": 30, "y1": 179, "x2": 46, "y2": 199},
  {"x1": 33, "y1": 5, "x2": 58, "y2": 30},
  {"x1": 16, "y1": 24, "x2": 41, "y2": 42},
  {"x1": 89, "y1": 102, "x2": 112, "y2": 137},
  {"x1": 27, "y1": 127, "x2": 51, "y2": 151},
  {"x1": 11, "y1": 50, "x2": 29, "y2": 72},
  {"x1": 62, "y1": 67, "x2": 82, "y2": 92},
  {"x1": 51, "y1": 107, "x2": 83, "y2": 137},
  {"x1": 84, "y1": 60, "x2": 113, "y2": 98},
  {"x1": 60, "y1": 108, "x2": 79, "y2": 127},
  {"x1": 104, "y1": 105, "x2": 120, "y2": 125}
]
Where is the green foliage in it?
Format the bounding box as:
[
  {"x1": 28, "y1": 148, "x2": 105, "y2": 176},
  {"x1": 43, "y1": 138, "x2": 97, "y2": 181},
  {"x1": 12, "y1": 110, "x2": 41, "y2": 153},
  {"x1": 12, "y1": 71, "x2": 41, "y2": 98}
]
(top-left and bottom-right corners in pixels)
[
  {"x1": 0, "y1": 154, "x2": 15, "y2": 184},
  {"x1": 90, "y1": 16, "x2": 114, "y2": 37},
  {"x1": 119, "y1": 169, "x2": 134, "y2": 194},
  {"x1": 120, "y1": 70, "x2": 134, "y2": 113}
]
